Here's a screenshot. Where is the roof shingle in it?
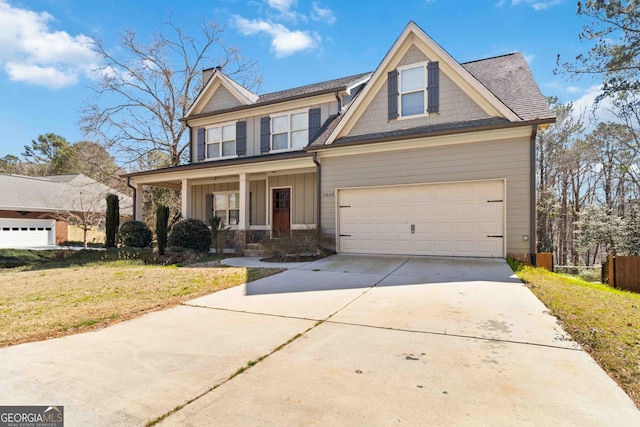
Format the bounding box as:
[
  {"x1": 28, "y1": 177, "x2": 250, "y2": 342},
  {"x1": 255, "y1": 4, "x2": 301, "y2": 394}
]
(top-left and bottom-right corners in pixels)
[{"x1": 462, "y1": 52, "x2": 553, "y2": 121}]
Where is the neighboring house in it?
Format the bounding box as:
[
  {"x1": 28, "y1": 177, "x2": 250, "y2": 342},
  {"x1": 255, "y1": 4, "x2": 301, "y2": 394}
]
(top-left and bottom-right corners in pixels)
[
  {"x1": 123, "y1": 22, "x2": 555, "y2": 262},
  {"x1": 0, "y1": 174, "x2": 132, "y2": 248}
]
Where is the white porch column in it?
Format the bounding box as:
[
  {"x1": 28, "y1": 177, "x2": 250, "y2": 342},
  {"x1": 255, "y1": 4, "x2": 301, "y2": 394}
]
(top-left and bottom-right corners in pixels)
[
  {"x1": 134, "y1": 183, "x2": 143, "y2": 221},
  {"x1": 239, "y1": 173, "x2": 250, "y2": 230},
  {"x1": 181, "y1": 178, "x2": 192, "y2": 219}
]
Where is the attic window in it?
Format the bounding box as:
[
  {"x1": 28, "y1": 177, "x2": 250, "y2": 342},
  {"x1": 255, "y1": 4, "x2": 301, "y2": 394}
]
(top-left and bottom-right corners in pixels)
[
  {"x1": 399, "y1": 62, "x2": 427, "y2": 117},
  {"x1": 206, "y1": 123, "x2": 236, "y2": 159}
]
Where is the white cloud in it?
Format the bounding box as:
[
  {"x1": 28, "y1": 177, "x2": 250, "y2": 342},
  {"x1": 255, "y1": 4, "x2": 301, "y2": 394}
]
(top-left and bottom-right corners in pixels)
[
  {"x1": 568, "y1": 85, "x2": 619, "y2": 128},
  {"x1": 311, "y1": 2, "x2": 336, "y2": 25},
  {"x1": 235, "y1": 16, "x2": 318, "y2": 57},
  {"x1": 0, "y1": 0, "x2": 97, "y2": 89},
  {"x1": 523, "y1": 53, "x2": 536, "y2": 64},
  {"x1": 266, "y1": 0, "x2": 297, "y2": 13},
  {"x1": 505, "y1": 0, "x2": 564, "y2": 11},
  {"x1": 265, "y1": 0, "x2": 302, "y2": 22}
]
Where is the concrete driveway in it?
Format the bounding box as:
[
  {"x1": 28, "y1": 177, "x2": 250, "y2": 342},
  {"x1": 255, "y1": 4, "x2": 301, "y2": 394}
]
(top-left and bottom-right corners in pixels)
[{"x1": 1, "y1": 255, "x2": 638, "y2": 426}]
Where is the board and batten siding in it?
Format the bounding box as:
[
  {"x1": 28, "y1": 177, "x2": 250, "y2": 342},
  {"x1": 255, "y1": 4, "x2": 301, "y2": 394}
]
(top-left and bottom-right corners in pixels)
[
  {"x1": 189, "y1": 172, "x2": 316, "y2": 227},
  {"x1": 320, "y1": 137, "x2": 531, "y2": 257},
  {"x1": 191, "y1": 181, "x2": 267, "y2": 226},
  {"x1": 268, "y1": 172, "x2": 317, "y2": 226}
]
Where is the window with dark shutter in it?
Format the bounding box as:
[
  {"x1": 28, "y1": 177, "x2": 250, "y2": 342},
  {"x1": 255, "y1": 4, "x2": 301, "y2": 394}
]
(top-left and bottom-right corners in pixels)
[
  {"x1": 308, "y1": 108, "x2": 321, "y2": 142},
  {"x1": 260, "y1": 116, "x2": 271, "y2": 153},
  {"x1": 427, "y1": 61, "x2": 439, "y2": 113},
  {"x1": 236, "y1": 121, "x2": 247, "y2": 155},
  {"x1": 197, "y1": 128, "x2": 205, "y2": 161},
  {"x1": 388, "y1": 70, "x2": 398, "y2": 120},
  {"x1": 205, "y1": 194, "x2": 213, "y2": 219}
]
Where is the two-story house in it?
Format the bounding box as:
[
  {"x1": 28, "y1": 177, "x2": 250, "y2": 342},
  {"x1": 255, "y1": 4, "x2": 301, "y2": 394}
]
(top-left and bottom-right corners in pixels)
[{"x1": 123, "y1": 21, "x2": 555, "y2": 263}]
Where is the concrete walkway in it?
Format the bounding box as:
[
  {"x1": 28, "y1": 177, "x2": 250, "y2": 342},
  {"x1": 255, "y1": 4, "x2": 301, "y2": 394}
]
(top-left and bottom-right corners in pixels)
[{"x1": 1, "y1": 255, "x2": 638, "y2": 426}]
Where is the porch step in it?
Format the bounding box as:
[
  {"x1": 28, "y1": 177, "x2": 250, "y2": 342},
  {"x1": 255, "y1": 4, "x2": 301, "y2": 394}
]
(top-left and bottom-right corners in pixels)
[{"x1": 245, "y1": 243, "x2": 265, "y2": 257}]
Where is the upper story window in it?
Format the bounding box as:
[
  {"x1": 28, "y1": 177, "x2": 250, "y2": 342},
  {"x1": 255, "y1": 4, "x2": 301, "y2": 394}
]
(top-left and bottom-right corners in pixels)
[
  {"x1": 271, "y1": 110, "x2": 308, "y2": 151},
  {"x1": 206, "y1": 123, "x2": 236, "y2": 159},
  {"x1": 398, "y1": 62, "x2": 427, "y2": 118}
]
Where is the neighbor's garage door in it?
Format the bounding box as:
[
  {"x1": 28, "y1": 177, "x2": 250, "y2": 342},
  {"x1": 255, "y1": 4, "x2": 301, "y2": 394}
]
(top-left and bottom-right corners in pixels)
[
  {"x1": 0, "y1": 218, "x2": 56, "y2": 248},
  {"x1": 337, "y1": 180, "x2": 504, "y2": 257}
]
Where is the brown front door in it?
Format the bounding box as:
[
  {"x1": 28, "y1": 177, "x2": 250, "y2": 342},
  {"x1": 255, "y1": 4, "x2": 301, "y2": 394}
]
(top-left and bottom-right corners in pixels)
[{"x1": 272, "y1": 188, "x2": 291, "y2": 237}]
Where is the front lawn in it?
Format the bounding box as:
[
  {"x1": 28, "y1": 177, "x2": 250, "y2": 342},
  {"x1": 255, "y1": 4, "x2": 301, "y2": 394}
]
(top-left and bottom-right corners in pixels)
[
  {"x1": 509, "y1": 260, "x2": 640, "y2": 408},
  {"x1": 0, "y1": 250, "x2": 282, "y2": 347}
]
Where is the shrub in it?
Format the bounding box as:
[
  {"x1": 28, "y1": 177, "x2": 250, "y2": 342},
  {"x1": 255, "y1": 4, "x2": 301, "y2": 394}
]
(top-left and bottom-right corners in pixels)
[
  {"x1": 168, "y1": 218, "x2": 211, "y2": 253},
  {"x1": 208, "y1": 216, "x2": 229, "y2": 254},
  {"x1": 105, "y1": 193, "x2": 120, "y2": 248},
  {"x1": 156, "y1": 204, "x2": 170, "y2": 256},
  {"x1": 118, "y1": 220, "x2": 153, "y2": 248}
]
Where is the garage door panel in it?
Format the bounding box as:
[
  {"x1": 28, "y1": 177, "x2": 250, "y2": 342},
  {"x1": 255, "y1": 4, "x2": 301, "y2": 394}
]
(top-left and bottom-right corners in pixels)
[
  {"x1": 338, "y1": 180, "x2": 504, "y2": 258},
  {"x1": 0, "y1": 219, "x2": 56, "y2": 248}
]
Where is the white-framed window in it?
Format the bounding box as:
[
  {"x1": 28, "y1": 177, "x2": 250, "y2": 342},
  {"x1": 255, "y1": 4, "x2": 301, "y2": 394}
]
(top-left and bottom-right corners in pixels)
[
  {"x1": 206, "y1": 123, "x2": 236, "y2": 159},
  {"x1": 271, "y1": 110, "x2": 308, "y2": 151},
  {"x1": 213, "y1": 192, "x2": 239, "y2": 226},
  {"x1": 399, "y1": 62, "x2": 427, "y2": 118}
]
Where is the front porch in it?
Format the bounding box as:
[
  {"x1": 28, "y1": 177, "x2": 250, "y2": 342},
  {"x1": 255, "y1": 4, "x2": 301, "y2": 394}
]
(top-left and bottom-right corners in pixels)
[{"x1": 126, "y1": 153, "x2": 319, "y2": 252}]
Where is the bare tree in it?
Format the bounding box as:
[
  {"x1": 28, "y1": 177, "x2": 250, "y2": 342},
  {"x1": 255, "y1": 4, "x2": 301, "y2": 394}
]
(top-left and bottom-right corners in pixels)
[
  {"x1": 81, "y1": 20, "x2": 261, "y2": 168},
  {"x1": 55, "y1": 186, "x2": 107, "y2": 249}
]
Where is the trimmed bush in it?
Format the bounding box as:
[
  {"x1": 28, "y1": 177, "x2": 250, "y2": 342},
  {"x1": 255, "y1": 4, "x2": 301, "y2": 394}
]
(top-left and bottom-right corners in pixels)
[
  {"x1": 105, "y1": 193, "x2": 120, "y2": 248},
  {"x1": 168, "y1": 218, "x2": 211, "y2": 253},
  {"x1": 118, "y1": 220, "x2": 153, "y2": 248},
  {"x1": 156, "y1": 205, "x2": 170, "y2": 255}
]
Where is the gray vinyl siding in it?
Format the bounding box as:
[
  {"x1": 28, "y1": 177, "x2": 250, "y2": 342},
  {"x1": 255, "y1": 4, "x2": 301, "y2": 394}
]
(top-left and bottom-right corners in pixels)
[
  {"x1": 268, "y1": 172, "x2": 317, "y2": 226},
  {"x1": 319, "y1": 137, "x2": 531, "y2": 256},
  {"x1": 348, "y1": 45, "x2": 489, "y2": 138}
]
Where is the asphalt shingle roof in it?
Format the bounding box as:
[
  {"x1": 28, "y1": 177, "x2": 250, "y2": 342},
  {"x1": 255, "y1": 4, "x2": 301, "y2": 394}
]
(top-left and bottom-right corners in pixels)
[
  {"x1": 256, "y1": 72, "x2": 373, "y2": 104},
  {"x1": 462, "y1": 52, "x2": 553, "y2": 121},
  {"x1": 329, "y1": 117, "x2": 512, "y2": 146},
  {"x1": 0, "y1": 174, "x2": 132, "y2": 214}
]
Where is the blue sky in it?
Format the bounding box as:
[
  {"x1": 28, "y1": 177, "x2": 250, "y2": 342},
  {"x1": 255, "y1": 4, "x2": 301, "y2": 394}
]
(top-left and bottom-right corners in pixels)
[{"x1": 0, "y1": 0, "x2": 601, "y2": 159}]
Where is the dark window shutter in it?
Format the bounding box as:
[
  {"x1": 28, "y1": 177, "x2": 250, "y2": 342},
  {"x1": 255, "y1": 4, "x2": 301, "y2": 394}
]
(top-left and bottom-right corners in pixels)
[
  {"x1": 205, "y1": 194, "x2": 213, "y2": 219},
  {"x1": 388, "y1": 70, "x2": 398, "y2": 120},
  {"x1": 308, "y1": 108, "x2": 321, "y2": 142},
  {"x1": 427, "y1": 61, "x2": 439, "y2": 113},
  {"x1": 236, "y1": 121, "x2": 246, "y2": 155},
  {"x1": 260, "y1": 116, "x2": 271, "y2": 153},
  {"x1": 197, "y1": 128, "x2": 206, "y2": 161}
]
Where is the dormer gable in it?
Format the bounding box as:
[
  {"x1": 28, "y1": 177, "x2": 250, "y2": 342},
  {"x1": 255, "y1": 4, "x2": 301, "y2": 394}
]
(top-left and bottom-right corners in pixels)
[
  {"x1": 326, "y1": 21, "x2": 521, "y2": 144},
  {"x1": 187, "y1": 68, "x2": 259, "y2": 117}
]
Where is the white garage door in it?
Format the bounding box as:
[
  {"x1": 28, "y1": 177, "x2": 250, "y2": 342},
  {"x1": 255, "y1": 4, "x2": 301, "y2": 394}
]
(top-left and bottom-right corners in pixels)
[
  {"x1": 0, "y1": 218, "x2": 56, "y2": 248},
  {"x1": 337, "y1": 180, "x2": 504, "y2": 257}
]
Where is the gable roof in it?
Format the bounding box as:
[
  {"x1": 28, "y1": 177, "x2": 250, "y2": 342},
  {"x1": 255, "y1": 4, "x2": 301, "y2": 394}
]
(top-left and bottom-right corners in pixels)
[
  {"x1": 184, "y1": 72, "x2": 372, "y2": 121},
  {"x1": 462, "y1": 53, "x2": 553, "y2": 121},
  {"x1": 0, "y1": 174, "x2": 132, "y2": 214},
  {"x1": 324, "y1": 21, "x2": 526, "y2": 144}
]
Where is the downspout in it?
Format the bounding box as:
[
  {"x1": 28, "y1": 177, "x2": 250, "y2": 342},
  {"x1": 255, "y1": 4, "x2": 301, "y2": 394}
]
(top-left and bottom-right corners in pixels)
[
  {"x1": 335, "y1": 91, "x2": 342, "y2": 113},
  {"x1": 186, "y1": 124, "x2": 193, "y2": 163},
  {"x1": 530, "y1": 124, "x2": 538, "y2": 266},
  {"x1": 126, "y1": 177, "x2": 137, "y2": 221},
  {"x1": 313, "y1": 152, "x2": 321, "y2": 231}
]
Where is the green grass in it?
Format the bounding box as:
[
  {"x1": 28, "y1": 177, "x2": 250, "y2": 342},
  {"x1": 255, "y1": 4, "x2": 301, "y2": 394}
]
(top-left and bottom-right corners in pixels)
[
  {"x1": 509, "y1": 259, "x2": 640, "y2": 408},
  {"x1": 0, "y1": 248, "x2": 225, "y2": 270}
]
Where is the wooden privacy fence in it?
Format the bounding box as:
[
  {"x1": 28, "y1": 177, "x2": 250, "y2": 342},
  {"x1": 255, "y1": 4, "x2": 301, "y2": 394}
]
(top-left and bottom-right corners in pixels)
[
  {"x1": 602, "y1": 255, "x2": 640, "y2": 293},
  {"x1": 535, "y1": 253, "x2": 553, "y2": 272}
]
